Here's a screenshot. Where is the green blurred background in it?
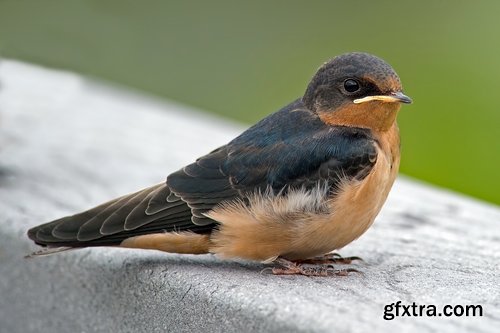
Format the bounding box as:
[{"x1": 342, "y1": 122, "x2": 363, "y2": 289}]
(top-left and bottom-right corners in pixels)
[{"x1": 0, "y1": 0, "x2": 498, "y2": 204}]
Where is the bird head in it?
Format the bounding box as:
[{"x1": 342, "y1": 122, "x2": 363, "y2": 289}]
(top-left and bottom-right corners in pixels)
[{"x1": 302, "y1": 52, "x2": 411, "y2": 132}]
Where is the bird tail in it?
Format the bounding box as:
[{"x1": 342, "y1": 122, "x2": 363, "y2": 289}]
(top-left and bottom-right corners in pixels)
[{"x1": 26, "y1": 183, "x2": 201, "y2": 254}]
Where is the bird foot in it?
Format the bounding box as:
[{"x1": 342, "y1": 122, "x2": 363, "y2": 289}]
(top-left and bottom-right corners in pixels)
[
  {"x1": 295, "y1": 252, "x2": 363, "y2": 265},
  {"x1": 267, "y1": 258, "x2": 360, "y2": 277}
]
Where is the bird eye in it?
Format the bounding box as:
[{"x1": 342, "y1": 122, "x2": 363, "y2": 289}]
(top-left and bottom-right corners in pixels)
[{"x1": 343, "y1": 79, "x2": 360, "y2": 93}]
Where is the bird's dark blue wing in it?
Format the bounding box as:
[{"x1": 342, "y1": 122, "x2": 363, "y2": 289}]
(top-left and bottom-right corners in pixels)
[{"x1": 167, "y1": 99, "x2": 377, "y2": 225}]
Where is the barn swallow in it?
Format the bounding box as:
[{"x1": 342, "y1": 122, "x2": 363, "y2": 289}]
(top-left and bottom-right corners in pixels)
[{"x1": 27, "y1": 52, "x2": 411, "y2": 276}]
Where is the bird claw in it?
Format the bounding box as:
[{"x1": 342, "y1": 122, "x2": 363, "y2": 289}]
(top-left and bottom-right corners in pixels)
[
  {"x1": 260, "y1": 267, "x2": 275, "y2": 275},
  {"x1": 332, "y1": 267, "x2": 363, "y2": 276},
  {"x1": 268, "y1": 258, "x2": 362, "y2": 277}
]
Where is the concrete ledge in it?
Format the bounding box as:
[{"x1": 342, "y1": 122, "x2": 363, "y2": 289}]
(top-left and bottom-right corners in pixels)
[{"x1": 1, "y1": 60, "x2": 499, "y2": 332}]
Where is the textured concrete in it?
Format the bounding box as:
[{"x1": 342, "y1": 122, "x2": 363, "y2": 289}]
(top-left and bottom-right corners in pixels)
[{"x1": 0, "y1": 60, "x2": 499, "y2": 333}]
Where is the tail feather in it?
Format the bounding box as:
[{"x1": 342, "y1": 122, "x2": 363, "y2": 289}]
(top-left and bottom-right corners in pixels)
[
  {"x1": 26, "y1": 183, "x2": 212, "y2": 251},
  {"x1": 24, "y1": 246, "x2": 76, "y2": 259}
]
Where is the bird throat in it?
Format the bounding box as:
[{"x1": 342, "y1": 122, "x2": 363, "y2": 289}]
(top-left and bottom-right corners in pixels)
[{"x1": 317, "y1": 102, "x2": 400, "y2": 132}]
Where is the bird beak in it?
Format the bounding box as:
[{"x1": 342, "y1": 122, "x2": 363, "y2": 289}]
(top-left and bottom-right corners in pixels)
[{"x1": 353, "y1": 91, "x2": 412, "y2": 104}]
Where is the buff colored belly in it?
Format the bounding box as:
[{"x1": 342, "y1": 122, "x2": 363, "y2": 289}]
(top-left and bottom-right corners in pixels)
[
  {"x1": 282, "y1": 147, "x2": 398, "y2": 260},
  {"x1": 206, "y1": 143, "x2": 399, "y2": 262}
]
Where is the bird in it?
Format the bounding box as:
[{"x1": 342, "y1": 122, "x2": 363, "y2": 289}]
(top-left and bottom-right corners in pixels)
[{"x1": 27, "y1": 52, "x2": 411, "y2": 276}]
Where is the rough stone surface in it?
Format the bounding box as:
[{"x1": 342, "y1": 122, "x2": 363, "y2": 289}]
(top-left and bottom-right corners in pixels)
[{"x1": 0, "y1": 60, "x2": 499, "y2": 333}]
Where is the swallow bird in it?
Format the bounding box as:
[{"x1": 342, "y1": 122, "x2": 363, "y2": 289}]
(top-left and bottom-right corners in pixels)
[{"x1": 27, "y1": 52, "x2": 411, "y2": 276}]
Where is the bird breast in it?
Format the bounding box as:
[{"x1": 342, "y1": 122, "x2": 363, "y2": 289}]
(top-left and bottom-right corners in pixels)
[{"x1": 207, "y1": 125, "x2": 400, "y2": 262}]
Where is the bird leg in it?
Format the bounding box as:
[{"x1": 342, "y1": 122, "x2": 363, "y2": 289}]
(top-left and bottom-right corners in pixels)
[
  {"x1": 270, "y1": 258, "x2": 359, "y2": 277},
  {"x1": 295, "y1": 252, "x2": 363, "y2": 265}
]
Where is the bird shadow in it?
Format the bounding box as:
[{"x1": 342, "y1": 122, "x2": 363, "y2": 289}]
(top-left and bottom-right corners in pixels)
[
  {"x1": 122, "y1": 253, "x2": 266, "y2": 273},
  {"x1": 79, "y1": 250, "x2": 268, "y2": 278}
]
